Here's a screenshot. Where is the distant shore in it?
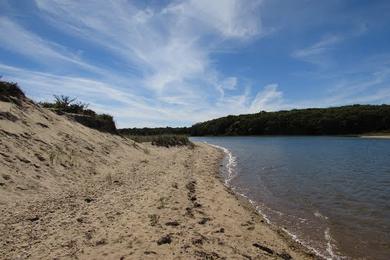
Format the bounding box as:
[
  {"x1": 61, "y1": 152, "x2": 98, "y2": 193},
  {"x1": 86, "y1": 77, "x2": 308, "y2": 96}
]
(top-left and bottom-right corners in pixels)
[{"x1": 359, "y1": 134, "x2": 390, "y2": 139}]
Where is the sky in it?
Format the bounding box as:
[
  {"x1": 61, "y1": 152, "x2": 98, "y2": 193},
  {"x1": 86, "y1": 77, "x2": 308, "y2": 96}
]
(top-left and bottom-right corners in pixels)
[{"x1": 1, "y1": 0, "x2": 390, "y2": 128}]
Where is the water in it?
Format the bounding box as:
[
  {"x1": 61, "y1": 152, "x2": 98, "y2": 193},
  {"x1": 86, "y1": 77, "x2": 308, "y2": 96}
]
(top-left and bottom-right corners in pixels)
[{"x1": 191, "y1": 136, "x2": 390, "y2": 259}]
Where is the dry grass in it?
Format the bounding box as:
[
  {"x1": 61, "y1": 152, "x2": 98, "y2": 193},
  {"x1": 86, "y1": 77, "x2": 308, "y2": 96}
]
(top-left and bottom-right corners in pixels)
[{"x1": 129, "y1": 135, "x2": 194, "y2": 148}]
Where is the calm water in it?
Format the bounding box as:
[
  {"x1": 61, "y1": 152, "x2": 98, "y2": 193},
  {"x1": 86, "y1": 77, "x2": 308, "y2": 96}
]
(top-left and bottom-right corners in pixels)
[{"x1": 191, "y1": 136, "x2": 390, "y2": 259}]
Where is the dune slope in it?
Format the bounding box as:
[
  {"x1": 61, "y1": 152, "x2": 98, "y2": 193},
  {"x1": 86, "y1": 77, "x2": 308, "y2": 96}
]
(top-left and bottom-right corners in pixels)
[{"x1": 0, "y1": 96, "x2": 314, "y2": 259}]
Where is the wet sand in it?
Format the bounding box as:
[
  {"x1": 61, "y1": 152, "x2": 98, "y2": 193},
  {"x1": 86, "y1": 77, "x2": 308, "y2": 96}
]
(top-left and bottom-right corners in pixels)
[{"x1": 0, "y1": 98, "x2": 315, "y2": 259}]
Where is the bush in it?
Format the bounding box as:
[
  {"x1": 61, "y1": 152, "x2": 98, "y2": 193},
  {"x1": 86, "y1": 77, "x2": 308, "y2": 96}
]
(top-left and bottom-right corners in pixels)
[
  {"x1": 40, "y1": 95, "x2": 90, "y2": 115},
  {"x1": 0, "y1": 80, "x2": 25, "y2": 102},
  {"x1": 118, "y1": 127, "x2": 190, "y2": 136},
  {"x1": 40, "y1": 95, "x2": 116, "y2": 133},
  {"x1": 96, "y1": 113, "x2": 113, "y2": 121},
  {"x1": 70, "y1": 113, "x2": 117, "y2": 133},
  {"x1": 130, "y1": 135, "x2": 193, "y2": 148}
]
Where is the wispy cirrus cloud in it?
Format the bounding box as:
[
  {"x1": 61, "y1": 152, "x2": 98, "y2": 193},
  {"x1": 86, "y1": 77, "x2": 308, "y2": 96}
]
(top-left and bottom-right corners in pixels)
[
  {"x1": 249, "y1": 84, "x2": 284, "y2": 112},
  {"x1": 324, "y1": 67, "x2": 390, "y2": 105},
  {"x1": 0, "y1": 16, "x2": 105, "y2": 74},
  {"x1": 291, "y1": 23, "x2": 368, "y2": 66},
  {"x1": 1, "y1": 0, "x2": 390, "y2": 127},
  {"x1": 34, "y1": 0, "x2": 262, "y2": 94},
  {"x1": 292, "y1": 34, "x2": 343, "y2": 63},
  {"x1": 0, "y1": 63, "x2": 263, "y2": 127},
  {"x1": 163, "y1": 0, "x2": 262, "y2": 39},
  {"x1": 0, "y1": 0, "x2": 272, "y2": 126},
  {"x1": 0, "y1": 16, "x2": 71, "y2": 62}
]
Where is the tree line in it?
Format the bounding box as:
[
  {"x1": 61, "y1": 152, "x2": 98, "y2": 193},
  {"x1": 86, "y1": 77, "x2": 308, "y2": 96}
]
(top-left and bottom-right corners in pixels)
[{"x1": 190, "y1": 105, "x2": 390, "y2": 136}]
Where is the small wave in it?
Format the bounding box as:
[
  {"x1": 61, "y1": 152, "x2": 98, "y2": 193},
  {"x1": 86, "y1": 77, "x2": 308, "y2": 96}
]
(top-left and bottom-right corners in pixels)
[
  {"x1": 282, "y1": 228, "x2": 330, "y2": 260},
  {"x1": 254, "y1": 205, "x2": 272, "y2": 224},
  {"x1": 230, "y1": 190, "x2": 273, "y2": 224},
  {"x1": 324, "y1": 228, "x2": 342, "y2": 260},
  {"x1": 314, "y1": 210, "x2": 329, "y2": 220},
  {"x1": 231, "y1": 190, "x2": 324, "y2": 255},
  {"x1": 280, "y1": 220, "x2": 344, "y2": 260},
  {"x1": 204, "y1": 142, "x2": 237, "y2": 185},
  {"x1": 298, "y1": 217, "x2": 308, "y2": 223}
]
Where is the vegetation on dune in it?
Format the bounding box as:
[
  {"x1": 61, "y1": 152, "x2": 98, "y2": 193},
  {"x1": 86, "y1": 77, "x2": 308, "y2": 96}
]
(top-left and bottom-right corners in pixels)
[
  {"x1": 40, "y1": 95, "x2": 98, "y2": 116},
  {"x1": 118, "y1": 127, "x2": 190, "y2": 136},
  {"x1": 190, "y1": 105, "x2": 390, "y2": 136},
  {"x1": 118, "y1": 128, "x2": 193, "y2": 148},
  {"x1": 0, "y1": 80, "x2": 26, "y2": 103},
  {"x1": 129, "y1": 135, "x2": 194, "y2": 148},
  {"x1": 40, "y1": 95, "x2": 117, "y2": 133}
]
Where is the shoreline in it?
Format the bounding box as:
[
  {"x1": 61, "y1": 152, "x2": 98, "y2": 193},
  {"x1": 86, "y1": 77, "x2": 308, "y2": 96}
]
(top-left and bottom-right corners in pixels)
[
  {"x1": 181, "y1": 142, "x2": 316, "y2": 259},
  {"x1": 205, "y1": 142, "x2": 327, "y2": 260},
  {"x1": 1, "y1": 143, "x2": 316, "y2": 259},
  {"x1": 359, "y1": 135, "x2": 390, "y2": 139}
]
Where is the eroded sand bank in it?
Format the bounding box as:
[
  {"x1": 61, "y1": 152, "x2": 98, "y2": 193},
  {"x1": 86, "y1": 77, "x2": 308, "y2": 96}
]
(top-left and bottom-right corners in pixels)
[{"x1": 0, "y1": 98, "x2": 315, "y2": 259}]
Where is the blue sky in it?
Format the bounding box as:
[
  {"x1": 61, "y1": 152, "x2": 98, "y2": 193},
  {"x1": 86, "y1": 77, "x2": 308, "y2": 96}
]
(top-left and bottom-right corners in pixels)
[{"x1": 1, "y1": 0, "x2": 390, "y2": 127}]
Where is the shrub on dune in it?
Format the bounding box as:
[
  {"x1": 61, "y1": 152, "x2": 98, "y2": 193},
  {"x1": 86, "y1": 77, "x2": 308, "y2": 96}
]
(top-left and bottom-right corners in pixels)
[
  {"x1": 130, "y1": 135, "x2": 193, "y2": 148},
  {"x1": 0, "y1": 80, "x2": 26, "y2": 102}
]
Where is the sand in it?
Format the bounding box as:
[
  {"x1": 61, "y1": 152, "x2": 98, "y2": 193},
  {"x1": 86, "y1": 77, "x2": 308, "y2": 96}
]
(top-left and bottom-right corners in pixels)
[{"x1": 0, "y1": 98, "x2": 316, "y2": 259}]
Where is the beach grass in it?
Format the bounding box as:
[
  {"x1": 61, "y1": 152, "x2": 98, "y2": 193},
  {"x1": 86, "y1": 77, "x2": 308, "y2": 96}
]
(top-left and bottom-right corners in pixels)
[{"x1": 129, "y1": 134, "x2": 194, "y2": 148}]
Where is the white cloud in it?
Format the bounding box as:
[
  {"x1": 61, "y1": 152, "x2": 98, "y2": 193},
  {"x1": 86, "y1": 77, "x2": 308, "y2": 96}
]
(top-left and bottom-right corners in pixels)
[
  {"x1": 0, "y1": 17, "x2": 68, "y2": 61},
  {"x1": 323, "y1": 67, "x2": 390, "y2": 105},
  {"x1": 221, "y1": 77, "x2": 238, "y2": 90},
  {"x1": 4, "y1": 0, "x2": 263, "y2": 126},
  {"x1": 163, "y1": 0, "x2": 262, "y2": 38},
  {"x1": 293, "y1": 34, "x2": 342, "y2": 60},
  {"x1": 0, "y1": 16, "x2": 105, "y2": 74},
  {"x1": 33, "y1": 0, "x2": 263, "y2": 93},
  {"x1": 292, "y1": 25, "x2": 368, "y2": 66},
  {"x1": 249, "y1": 84, "x2": 284, "y2": 112},
  {"x1": 0, "y1": 63, "x2": 259, "y2": 127}
]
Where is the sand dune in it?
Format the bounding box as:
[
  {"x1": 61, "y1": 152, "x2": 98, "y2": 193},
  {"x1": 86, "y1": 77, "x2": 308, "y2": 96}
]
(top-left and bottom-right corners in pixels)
[{"x1": 0, "y1": 97, "x2": 315, "y2": 259}]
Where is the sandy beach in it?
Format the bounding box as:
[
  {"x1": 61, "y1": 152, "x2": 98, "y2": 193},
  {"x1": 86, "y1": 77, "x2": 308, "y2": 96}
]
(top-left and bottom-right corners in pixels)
[{"x1": 0, "y1": 98, "x2": 315, "y2": 259}]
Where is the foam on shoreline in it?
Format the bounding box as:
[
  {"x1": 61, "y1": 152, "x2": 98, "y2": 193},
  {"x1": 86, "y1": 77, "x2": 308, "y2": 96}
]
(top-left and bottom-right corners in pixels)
[{"x1": 202, "y1": 142, "x2": 237, "y2": 185}]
